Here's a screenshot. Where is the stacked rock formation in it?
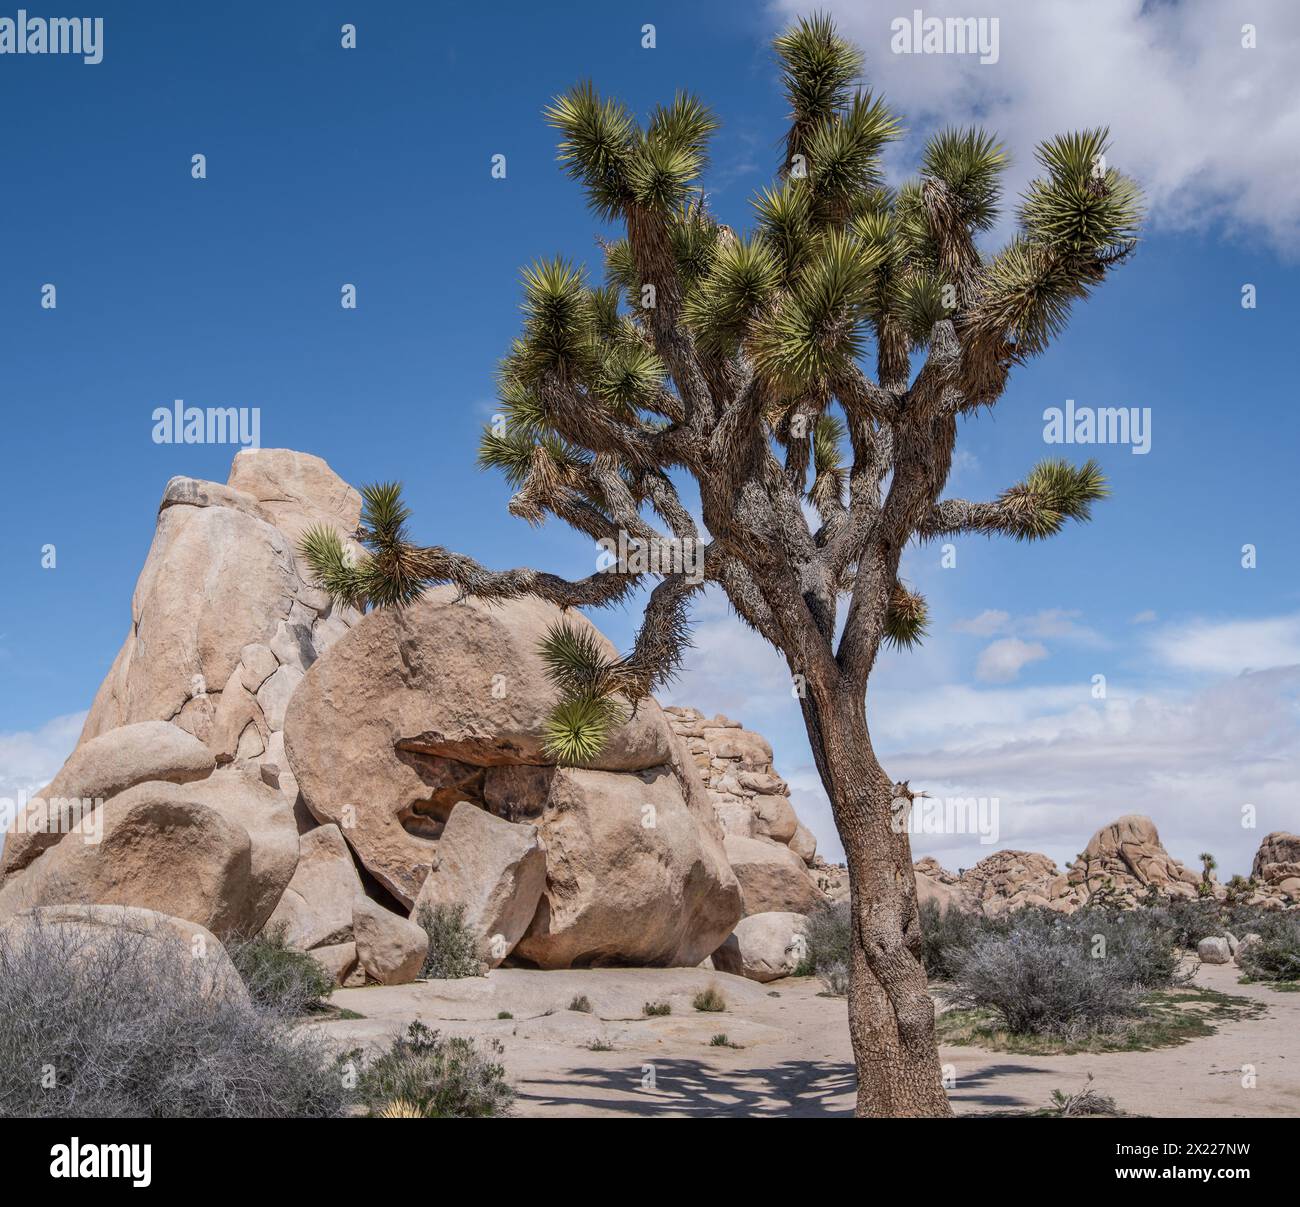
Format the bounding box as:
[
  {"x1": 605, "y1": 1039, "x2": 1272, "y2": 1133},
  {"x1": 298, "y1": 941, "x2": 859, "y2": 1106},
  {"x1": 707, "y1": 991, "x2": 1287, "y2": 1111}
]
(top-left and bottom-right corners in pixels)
[
  {"x1": 663, "y1": 707, "x2": 824, "y2": 915},
  {"x1": 1251, "y1": 832, "x2": 1300, "y2": 900},
  {"x1": 7, "y1": 449, "x2": 1290, "y2": 995},
  {"x1": 661, "y1": 707, "x2": 826, "y2": 981},
  {"x1": 0, "y1": 450, "x2": 749, "y2": 985}
]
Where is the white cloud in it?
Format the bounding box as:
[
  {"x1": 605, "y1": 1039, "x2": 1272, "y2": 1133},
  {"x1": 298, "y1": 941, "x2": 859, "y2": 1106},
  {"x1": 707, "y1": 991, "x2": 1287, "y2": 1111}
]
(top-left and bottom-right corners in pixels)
[
  {"x1": 877, "y1": 667, "x2": 1300, "y2": 877},
  {"x1": 1131, "y1": 609, "x2": 1158, "y2": 624},
  {"x1": 664, "y1": 592, "x2": 1300, "y2": 877},
  {"x1": 0, "y1": 712, "x2": 85, "y2": 857},
  {"x1": 0, "y1": 712, "x2": 83, "y2": 800},
  {"x1": 952, "y1": 608, "x2": 1009, "y2": 637},
  {"x1": 975, "y1": 637, "x2": 1048, "y2": 682},
  {"x1": 769, "y1": 0, "x2": 1300, "y2": 252},
  {"x1": 952, "y1": 607, "x2": 1105, "y2": 647},
  {"x1": 1150, "y1": 613, "x2": 1300, "y2": 675}
]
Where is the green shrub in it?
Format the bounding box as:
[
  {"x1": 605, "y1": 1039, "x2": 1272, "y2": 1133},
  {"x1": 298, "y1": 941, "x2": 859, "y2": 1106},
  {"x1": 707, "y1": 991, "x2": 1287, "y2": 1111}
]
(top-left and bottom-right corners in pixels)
[
  {"x1": 0, "y1": 917, "x2": 349, "y2": 1118},
  {"x1": 708, "y1": 1033, "x2": 740, "y2": 1048},
  {"x1": 1238, "y1": 914, "x2": 1300, "y2": 983},
  {"x1": 919, "y1": 899, "x2": 990, "y2": 981},
  {"x1": 1074, "y1": 906, "x2": 1183, "y2": 991},
  {"x1": 796, "y1": 901, "x2": 850, "y2": 975},
  {"x1": 416, "y1": 903, "x2": 480, "y2": 980},
  {"x1": 497, "y1": 1011, "x2": 513, "y2": 1020},
  {"x1": 1158, "y1": 897, "x2": 1223, "y2": 948},
  {"x1": 356, "y1": 1021, "x2": 513, "y2": 1118},
  {"x1": 643, "y1": 1000, "x2": 671, "y2": 1016},
  {"x1": 226, "y1": 925, "x2": 334, "y2": 1014},
  {"x1": 692, "y1": 986, "x2": 726, "y2": 1012}
]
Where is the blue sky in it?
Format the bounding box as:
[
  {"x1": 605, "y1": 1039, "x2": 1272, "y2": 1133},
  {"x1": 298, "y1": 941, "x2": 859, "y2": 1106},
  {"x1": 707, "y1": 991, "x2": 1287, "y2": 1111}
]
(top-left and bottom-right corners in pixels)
[{"x1": 2, "y1": 0, "x2": 1298, "y2": 876}]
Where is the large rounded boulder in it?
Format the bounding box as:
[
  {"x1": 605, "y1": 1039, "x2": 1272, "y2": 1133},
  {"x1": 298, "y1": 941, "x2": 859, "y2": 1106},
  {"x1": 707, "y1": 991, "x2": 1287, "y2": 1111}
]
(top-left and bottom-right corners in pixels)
[
  {"x1": 505, "y1": 765, "x2": 741, "y2": 969},
  {"x1": 283, "y1": 588, "x2": 674, "y2": 907}
]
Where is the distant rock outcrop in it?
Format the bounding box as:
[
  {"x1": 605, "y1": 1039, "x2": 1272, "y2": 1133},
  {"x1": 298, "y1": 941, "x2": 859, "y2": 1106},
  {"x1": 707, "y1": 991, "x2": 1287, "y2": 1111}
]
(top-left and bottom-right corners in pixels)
[
  {"x1": 1252, "y1": 832, "x2": 1300, "y2": 901},
  {"x1": 911, "y1": 815, "x2": 1300, "y2": 917}
]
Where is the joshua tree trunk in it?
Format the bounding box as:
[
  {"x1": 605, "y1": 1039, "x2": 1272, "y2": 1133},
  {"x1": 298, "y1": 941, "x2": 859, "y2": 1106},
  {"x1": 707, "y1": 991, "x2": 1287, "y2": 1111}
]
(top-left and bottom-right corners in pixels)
[{"x1": 801, "y1": 685, "x2": 953, "y2": 1117}]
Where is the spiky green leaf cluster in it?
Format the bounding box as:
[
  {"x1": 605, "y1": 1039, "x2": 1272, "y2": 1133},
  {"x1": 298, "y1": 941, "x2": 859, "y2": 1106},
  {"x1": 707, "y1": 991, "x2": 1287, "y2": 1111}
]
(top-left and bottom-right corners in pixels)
[
  {"x1": 1020, "y1": 128, "x2": 1142, "y2": 259},
  {"x1": 544, "y1": 81, "x2": 716, "y2": 221},
  {"x1": 299, "y1": 483, "x2": 433, "y2": 611},
  {"x1": 883, "y1": 583, "x2": 929, "y2": 650},
  {"x1": 537, "y1": 621, "x2": 632, "y2": 764},
  {"x1": 774, "y1": 13, "x2": 864, "y2": 168},
  {"x1": 921, "y1": 127, "x2": 1008, "y2": 234},
  {"x1": 998, "y1": 458, "x2": 1109, "y2": 540}
]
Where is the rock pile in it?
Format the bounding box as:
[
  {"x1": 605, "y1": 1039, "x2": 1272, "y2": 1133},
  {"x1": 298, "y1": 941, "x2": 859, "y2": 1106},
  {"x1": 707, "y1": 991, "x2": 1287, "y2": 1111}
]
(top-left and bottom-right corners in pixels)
[
  {"x1": 0, "y1": 450, "x2": 750, "y2": 984},
  {"x1": 663, "y1": 707, "x2": 825, "y2": 919},
  {"x1": 913, "y1": 816, "x2": 1300, "y2": 917},
  {"x1": 1252, "y1": 832, "x2": 1300, "y2": 900}
]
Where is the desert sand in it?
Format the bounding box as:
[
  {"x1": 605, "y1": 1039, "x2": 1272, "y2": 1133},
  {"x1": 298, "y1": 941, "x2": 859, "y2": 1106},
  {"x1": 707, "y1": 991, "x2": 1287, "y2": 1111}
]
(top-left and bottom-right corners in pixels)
[{"x1": 315, "y1": 961, "x2": 1299, "y2": 1118}]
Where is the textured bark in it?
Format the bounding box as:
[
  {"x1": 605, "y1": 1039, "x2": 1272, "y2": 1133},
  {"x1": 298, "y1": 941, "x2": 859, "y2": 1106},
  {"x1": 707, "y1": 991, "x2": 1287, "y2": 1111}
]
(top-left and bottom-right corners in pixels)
[{"x1": 801, "y1": 684, "x2": 953, "y2": 1118}]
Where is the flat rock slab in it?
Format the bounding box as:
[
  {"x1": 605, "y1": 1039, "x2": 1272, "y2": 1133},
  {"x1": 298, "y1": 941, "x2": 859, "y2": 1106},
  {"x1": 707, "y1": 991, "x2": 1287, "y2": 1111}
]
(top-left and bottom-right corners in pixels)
[{"x1": 328, "y1": 966, "x2": 771, "y2": 1023}]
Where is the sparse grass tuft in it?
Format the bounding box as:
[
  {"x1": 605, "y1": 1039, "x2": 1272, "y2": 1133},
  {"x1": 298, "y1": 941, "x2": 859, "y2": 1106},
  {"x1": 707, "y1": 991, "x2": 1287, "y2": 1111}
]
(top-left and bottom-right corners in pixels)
[
  {"x1": 692, "y1": 985, "x2": 726, "y2": 1013},
  {"x1": 643, "y1": 1000, "x2": 671, "y2": 1016},
  {"x1": 568, "y1": 994, "x2": 593, "y2": 1013}
]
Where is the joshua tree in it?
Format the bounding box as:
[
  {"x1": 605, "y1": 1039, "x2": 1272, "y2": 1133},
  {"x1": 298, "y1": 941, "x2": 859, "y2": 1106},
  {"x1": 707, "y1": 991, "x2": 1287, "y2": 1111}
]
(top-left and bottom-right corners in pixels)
[
  {"x1": 1198, "y1": 851, "x2": 1218, "y2": 898},
  {"x1": 300, "y1": 16, "x2": 1141, "y2": 1116}
]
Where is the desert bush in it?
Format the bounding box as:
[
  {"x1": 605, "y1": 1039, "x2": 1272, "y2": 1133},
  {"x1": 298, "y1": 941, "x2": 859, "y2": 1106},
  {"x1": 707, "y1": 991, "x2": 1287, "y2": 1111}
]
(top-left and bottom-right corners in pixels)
[
  {"x1": 416, "y1": 903, "x2": 480, "y2": 980},
  {"x1": 817, "y1": 960, "x2": 850, "y2": 996},
  {"x1": 356, "y1": 1021, "x2": 513, "y2": 1118},
  {"x1": 1224, "y1": 903, "x2": 1273, "y2": 936},
  {"x1": 794, "y1": 900, "x2": 855, "y2": 993},
  {"x1": 950, "y1": 910, "x2": 1146, "y2": 1038},
  {"x1": 226, "y1": 924, "x2": 334, "y2": 1015},
  {"x1": 692, "y1": 986, "x2": 726, "y2": 1012},
  {"x1": 1071, "y1": 906, "x2": 1184, "y2": 991},
  {"x1": 643, "y1": 1000, "x2": 671, "y2": 1016},
  {"x1": 918, "y1": 899, "x2": 993, "y2": 981},
  {"x1": 798, "y1": 900, "x2": 850, "y2": 971},
  {"x1": 1157, "y1": 897, "x2": 1223, "y2": 948},
  {"x1": 1238, "y1": 913, "x2": 1300, "y2": 983},
  {"x1": 568, "y1": 994, "x2": 592, "y2": 1013},
  {"x1": 0, "y1": 918, "x2": 349, "y2": 1118}
]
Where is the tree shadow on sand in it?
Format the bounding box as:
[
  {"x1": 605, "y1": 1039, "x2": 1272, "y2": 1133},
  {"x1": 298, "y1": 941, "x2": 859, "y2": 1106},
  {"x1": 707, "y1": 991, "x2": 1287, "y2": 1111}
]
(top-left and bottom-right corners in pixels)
[{"x1": 517, "y1": 1057, "x2": 856, "y2": 1117}]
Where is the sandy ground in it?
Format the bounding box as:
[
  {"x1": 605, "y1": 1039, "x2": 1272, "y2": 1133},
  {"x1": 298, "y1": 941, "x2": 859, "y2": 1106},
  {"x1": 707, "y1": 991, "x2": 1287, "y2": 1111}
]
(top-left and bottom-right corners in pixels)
[{"x1": 315, "y1": 962, "x2": 1300, "y2": 1118}]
